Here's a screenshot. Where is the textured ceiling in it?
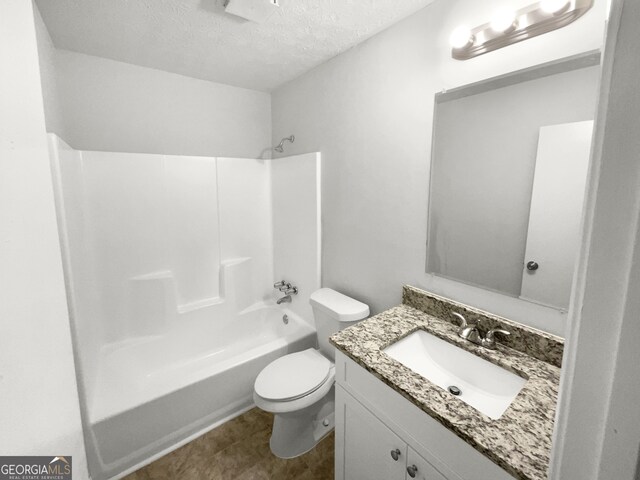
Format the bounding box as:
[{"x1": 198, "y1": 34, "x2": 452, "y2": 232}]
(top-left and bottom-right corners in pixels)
[{"x1": 35, "y1": 0, "x2": 435, "y2": 92}]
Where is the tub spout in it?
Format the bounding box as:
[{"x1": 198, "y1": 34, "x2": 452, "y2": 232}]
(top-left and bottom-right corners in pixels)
[{"x1": 277, "y1": 295, "x2": 292, "y2": 305}]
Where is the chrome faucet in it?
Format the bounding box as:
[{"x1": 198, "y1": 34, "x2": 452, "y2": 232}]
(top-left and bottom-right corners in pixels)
[
  {"x1": 451, "y1": 312, "x2": 510, "y2": 350},
  {"x1": 452, "y1": 312, "x2": 481, "y2": 344},
  {"x1": 273, "y1": 280, "x2": 298, "y2": 304},
  {"x1": 277, "y1": 295, "x2": 291, "y2": 304}
]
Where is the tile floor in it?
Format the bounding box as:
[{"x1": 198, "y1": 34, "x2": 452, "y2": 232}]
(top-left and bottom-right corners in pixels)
[{"x1": 125, "y1": 408, "x2": 334, "y2": 480}]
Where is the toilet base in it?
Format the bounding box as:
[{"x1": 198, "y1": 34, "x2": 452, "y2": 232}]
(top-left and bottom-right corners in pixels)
[{"x1": 269, "y1": 386, "x2": 335, "y2": 458}]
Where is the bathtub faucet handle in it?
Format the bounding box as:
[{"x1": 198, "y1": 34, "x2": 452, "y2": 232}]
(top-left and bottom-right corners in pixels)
[{"x1": 274, "y1": 281, "x2": 298, "y2": 297}]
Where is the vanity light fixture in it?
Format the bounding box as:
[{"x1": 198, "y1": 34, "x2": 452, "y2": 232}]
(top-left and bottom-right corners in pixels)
[
  {"x1": 540, "y1": 0, "x2": 571, "y2": 14},
  {"x1": 490, "y1": 9, "x2": 517, "y2": 34},
  {"x1": 449, "y1": 26, "x2": 474, "y2": 49},
  {"x1": 450, "y1": 0, "x2": 593, "y2": 60}
]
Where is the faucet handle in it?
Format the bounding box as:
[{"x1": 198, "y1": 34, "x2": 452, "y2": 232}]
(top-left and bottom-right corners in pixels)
[
  {"x1": 451, "y1": 312, "x2": 472, "y2": 328},
  {"x1": 482, "y1": 328, "x2": 511, "y2": 349},
  {"x1": 453, "y1": 312, "x2": 480, "y2": 343},
  {"x1": 273, "y1": 280, "x2": 286, "y2": 288},
  {"x1": 485, "y1": 328, "x2": 510, "y2": 341}
]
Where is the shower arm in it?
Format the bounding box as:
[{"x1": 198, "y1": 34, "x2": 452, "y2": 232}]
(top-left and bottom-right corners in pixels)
[{"x1": 274, "y1": 135, "x2": 295, "y2": 153}]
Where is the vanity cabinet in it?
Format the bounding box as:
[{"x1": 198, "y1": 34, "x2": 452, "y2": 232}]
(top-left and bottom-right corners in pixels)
[
  {"x1": 338, "y1": 386, "x2": 446, "y2": 480},
  {"x1": 334, "y1": 351, "x2": 516, "y2": 480},
  {"x1": 341, "y1": 393, "x2": 407, "y2": 479}
]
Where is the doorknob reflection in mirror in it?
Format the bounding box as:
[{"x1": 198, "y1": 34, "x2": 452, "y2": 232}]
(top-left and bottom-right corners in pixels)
[{"x1": 526, "y1": 261, "x2": 539, "y2": 271}]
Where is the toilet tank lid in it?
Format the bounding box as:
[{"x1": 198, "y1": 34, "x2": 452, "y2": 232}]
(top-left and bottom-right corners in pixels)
[{"x1": 309, "y1": 288, "x2": 370, "y2": 322}]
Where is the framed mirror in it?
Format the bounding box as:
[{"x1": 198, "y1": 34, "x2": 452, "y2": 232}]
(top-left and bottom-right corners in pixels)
[{"x1": 426, "y1": 51, "x2": 601, "y2": 311}]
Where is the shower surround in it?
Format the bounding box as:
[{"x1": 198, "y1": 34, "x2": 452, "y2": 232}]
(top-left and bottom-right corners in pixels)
[{"x1": 48, "y1": 134, "x2": 321, "y2": 479}]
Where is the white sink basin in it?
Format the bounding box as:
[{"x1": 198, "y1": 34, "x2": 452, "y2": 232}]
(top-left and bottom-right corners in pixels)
[{"x1": 383, "y1": 330, "x2": 526, "y2": 420}]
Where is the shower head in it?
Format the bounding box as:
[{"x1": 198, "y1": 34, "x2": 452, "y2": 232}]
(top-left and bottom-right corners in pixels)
[{"x1": 274, "y1": 135, "x2": 295, "y2": 153}]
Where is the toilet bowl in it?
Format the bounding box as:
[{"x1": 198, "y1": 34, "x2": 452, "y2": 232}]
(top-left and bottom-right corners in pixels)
[{"x1": 253, "y1": 288, "x2": 369, "y2": 458}]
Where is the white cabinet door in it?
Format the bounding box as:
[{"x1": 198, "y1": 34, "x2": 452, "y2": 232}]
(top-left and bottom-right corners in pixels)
[
  {"x1": 405, "y1": 447, "x2": 448, "y2": 480},
  {"x1": 520, "y1": 120, "x2": 593, "y2": 309},
  {"x1": 336, "y1": 386, "x2": 408, "y2": 480}
]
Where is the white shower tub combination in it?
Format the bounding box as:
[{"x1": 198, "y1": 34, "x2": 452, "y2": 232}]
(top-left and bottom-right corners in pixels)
[
  {"x1": 48, "y1": 134, "x2": 322, "y2": 479},
  {"x1": 91, "y1": 302, "x2": 315, "y2": 478}
]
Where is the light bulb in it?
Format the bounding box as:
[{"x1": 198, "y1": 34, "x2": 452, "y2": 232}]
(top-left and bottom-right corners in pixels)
[
  {"x1": 540, "y1": 0, "x2": 570, "y2": 14},
  {"x1": 490, "y1": 9, "x2": 517, "y2": 33},
  {"x1": 449, "y1": 26, "x2": 474, "y2": 49}
]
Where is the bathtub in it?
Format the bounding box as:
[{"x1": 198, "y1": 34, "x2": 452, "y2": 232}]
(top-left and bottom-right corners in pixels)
[{"x1": 85, "y1": 304, "x2": 316, "y2": 479}]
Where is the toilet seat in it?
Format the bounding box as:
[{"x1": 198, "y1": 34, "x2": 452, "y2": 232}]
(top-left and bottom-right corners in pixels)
[
  {"x1": 254, "y1": 348, "x2": 331, "y2": 402},
  {"x1": 254, "y1": 367, "x2": 335, "y2": 414}
]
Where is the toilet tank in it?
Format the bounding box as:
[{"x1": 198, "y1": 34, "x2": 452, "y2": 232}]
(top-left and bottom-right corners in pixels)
[{"x1": 309, "y1": 288, "x2": 369, "y2": 361}]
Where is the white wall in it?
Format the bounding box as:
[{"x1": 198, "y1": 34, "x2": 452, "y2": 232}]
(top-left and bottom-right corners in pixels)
[
  {"x1": 271, "y1": 0, "x2": 607, "y2": 335},
  {"x1": 51, "y1": 48, "x2": 271, "y2": 159},
  {"x1": 551, "y1": 0, "x2": 640, "y2": 477},
  {"x1": 272, "y1": 153, "x2": 322, "y2": 323},
  {"x1": 0, "y1": 0, "x2": 87, "y2": 476},
  {"x1": 34, "y1": 3, "x2": 68, "y2": 141},
  {"x1": 34, "y1": 1, "x2": 272, "y2": 160}
]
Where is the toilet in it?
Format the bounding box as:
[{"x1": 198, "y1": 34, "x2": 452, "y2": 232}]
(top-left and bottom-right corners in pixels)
[{"x1": 253, "y1": 288, "x2": 369, "y2": 458}]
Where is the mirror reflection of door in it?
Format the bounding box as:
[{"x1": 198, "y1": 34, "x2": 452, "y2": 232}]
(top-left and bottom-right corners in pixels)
[
  {"x1": 425, "y1": 52, "x2": 601, "y2": 312},
  {"x1": 520, "y1": 121, "x2": 593, "y2": 309}
]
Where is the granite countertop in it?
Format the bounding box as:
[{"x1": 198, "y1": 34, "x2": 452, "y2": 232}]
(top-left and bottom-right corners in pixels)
[{"x1": 330, "y1": 290, "x2": 562, "y2": 480}]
